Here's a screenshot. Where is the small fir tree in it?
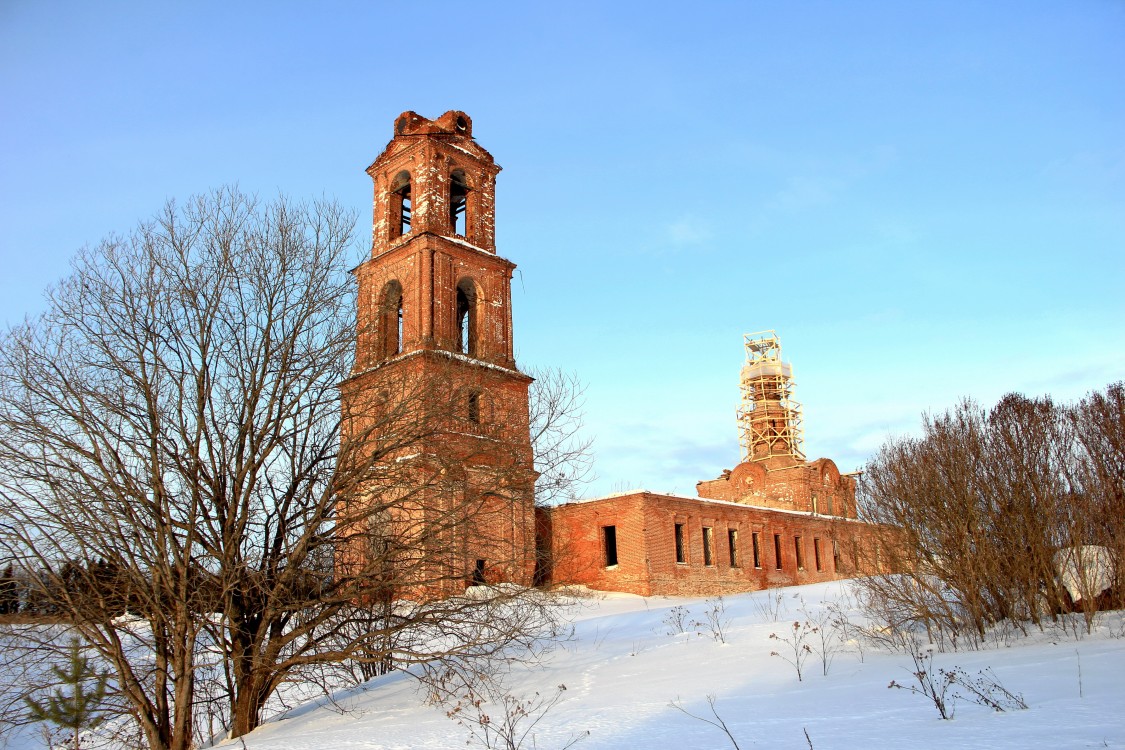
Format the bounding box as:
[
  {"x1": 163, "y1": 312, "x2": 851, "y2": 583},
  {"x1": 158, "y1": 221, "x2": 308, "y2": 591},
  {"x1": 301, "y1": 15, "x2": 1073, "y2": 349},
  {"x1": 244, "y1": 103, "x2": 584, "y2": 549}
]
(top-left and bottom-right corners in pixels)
[
  {"x1": 0, "y1": 564, "x2": 18, "y2": 615},
  {"x1": 25, "y1": 638, "x2": 109, "y2": 750}
]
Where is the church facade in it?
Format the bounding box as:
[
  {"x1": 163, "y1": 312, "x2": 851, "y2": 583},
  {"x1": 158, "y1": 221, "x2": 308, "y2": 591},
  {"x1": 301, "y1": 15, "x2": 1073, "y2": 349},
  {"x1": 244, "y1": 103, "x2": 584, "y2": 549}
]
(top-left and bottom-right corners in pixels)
[
  {"x1": 543, "y1": 330, "x2": 877, "y2": 596},
  {"x1": 341, "y1": 111, "x2": 879, "y2": 598}
]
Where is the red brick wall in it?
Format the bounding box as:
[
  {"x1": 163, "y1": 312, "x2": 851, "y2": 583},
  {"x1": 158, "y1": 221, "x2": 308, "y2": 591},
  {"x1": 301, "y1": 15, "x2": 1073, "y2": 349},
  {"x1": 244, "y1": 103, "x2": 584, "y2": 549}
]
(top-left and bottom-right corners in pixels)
[
  {"x1": 696, "y1": 458, "x2": 857, "y2": 518},
  {"x1": 548, "y1": 494, "x2": 653, "y2": 595},
  {"x1": 546, "y1": 491, "x2": 878, "y2": 596}
]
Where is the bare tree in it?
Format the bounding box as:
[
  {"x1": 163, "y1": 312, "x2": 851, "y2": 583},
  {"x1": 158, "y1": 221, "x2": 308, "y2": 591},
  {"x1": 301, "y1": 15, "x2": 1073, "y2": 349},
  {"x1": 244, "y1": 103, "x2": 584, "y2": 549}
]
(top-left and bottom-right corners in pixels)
[
  {"x1": 857, "y1": 399, "x2": 998, "y2": 640},
  {"x1": 1068, "y1": 383, "x2": 1125, "y2": 611},
  {"x1": 526, "y1": 367, "x2": 593, "y2": 508},
  {"x1": 0, "y1": 188, "x2": 324, "y2": 750},
  {"x1": 0, "y1": 188, "x2": 580, "y2": 749},
  {"x1": 856, "y1": 385, "x2": 1123, "y2": 644}
]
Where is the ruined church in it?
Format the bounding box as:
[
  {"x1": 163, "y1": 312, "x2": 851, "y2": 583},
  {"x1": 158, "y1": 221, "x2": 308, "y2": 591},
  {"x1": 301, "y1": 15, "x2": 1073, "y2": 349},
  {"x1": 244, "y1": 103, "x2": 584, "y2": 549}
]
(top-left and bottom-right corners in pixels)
[{"x1": 342, "y1": 111, "x2": 878, "y2": 598}]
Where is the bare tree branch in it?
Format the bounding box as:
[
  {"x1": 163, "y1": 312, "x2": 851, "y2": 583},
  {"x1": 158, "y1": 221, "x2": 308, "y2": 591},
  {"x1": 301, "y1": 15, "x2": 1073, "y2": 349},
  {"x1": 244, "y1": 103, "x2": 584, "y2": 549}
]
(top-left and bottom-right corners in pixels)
[{"x1": 0, "y1": 188, "x2": 584, "y2": 749}]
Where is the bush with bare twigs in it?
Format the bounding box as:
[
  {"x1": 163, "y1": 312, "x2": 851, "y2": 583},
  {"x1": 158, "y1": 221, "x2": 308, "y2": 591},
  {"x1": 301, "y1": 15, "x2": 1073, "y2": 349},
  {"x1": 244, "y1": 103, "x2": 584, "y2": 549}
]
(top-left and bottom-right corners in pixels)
[
  {"x1": 857, "y1": 385, "x2": 1124, "y2": 644},
  {"x1": 669, "y1": 695, "x2": 742, "y2": 750},
  {"x1": 769, "y1": 621, "x2": 816, "y2": 682},
  {"x1": 888, "y1": 639, "x2": 1027, "y2": 720},
  {"x1": 419, "y1": 657, "x2": 587, "y2": 750}
]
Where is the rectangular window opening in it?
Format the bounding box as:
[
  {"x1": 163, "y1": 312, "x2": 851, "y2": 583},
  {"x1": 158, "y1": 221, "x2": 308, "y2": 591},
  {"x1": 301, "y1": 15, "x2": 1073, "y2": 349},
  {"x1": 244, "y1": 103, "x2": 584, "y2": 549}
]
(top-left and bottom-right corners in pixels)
[
  {"x1": 727, "y1": 529, "x2": 739, "y2": 568},
  {"x1": 603, "y1": 525, "x2": 618, "y2": 567},
  {"x1": 814, "y1": 538, "x2": 822, "y2": 572},
  {"x1": 752, "y1": 532, "x2": 762, "y2": 569},
  {"x1": 833, "y1": 539, "x2": 841, "y2": 572},
  {"x1": 702, "y1": 527, "x2": 714, "y2": 567},
  {"x1": 674, "y1": 523, "x2": 686, "y2": 564},
  {"x1": 795, "y1": 536, "x2": 804, "y2": 571},
  {"x1": 773, "y1": 534, "x2": 783, "y2": 570}
]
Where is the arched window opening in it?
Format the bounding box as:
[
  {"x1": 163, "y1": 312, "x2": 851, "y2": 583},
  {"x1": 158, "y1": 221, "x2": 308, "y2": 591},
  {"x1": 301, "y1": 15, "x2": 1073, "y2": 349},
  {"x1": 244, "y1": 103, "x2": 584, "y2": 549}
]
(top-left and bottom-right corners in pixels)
[
  {"x1": 455, "y1": 278, "x2": 477, "y2": 356},
  {"x1": 450, "y1": 169, "x2": 470, "y2": 236},
  {"x1": 390, "y1": 171, "x2": 412, "y2": 238},
  {"x1": 467, "y1": 390, "x2": 481, "y2": 423},
  {"x1": 380, "y1": 280, "x2": 404, "y2": 358}
]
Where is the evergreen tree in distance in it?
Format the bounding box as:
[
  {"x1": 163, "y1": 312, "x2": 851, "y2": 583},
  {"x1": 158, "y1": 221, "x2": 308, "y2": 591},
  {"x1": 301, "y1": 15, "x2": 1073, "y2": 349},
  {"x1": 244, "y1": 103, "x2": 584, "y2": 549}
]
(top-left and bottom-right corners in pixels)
[{"x1": 0, "y1": 564, "x2": 18, "y2": 615}]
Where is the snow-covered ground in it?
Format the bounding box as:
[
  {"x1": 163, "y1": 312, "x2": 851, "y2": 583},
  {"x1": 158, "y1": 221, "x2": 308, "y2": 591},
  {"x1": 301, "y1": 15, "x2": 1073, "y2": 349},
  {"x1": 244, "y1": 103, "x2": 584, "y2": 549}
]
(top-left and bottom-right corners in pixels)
[{"x1": 216, "y1": 582, "x2": 1124, "y2": 750}]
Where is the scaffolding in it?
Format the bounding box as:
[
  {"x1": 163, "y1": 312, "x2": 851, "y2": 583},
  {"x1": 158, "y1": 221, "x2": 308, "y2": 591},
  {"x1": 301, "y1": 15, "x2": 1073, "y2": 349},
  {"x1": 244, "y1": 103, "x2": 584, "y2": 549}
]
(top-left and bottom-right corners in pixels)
[{"x1": 737, "y1": 330, "x2": 805, "y2": 462}]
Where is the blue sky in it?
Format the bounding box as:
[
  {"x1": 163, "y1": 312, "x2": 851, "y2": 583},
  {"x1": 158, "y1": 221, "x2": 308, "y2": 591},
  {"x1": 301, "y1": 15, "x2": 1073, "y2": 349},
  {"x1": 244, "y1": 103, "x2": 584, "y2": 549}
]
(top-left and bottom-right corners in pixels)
[{"x1": 2, "y1": 2, "x2": 1123, "y2": 497}]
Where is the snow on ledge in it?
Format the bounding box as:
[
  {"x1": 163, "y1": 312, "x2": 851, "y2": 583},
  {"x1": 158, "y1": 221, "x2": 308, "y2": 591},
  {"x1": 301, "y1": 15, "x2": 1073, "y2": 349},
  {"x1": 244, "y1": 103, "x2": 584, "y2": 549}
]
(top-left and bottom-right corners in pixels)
[
  {"x1": 349, "y1": 348, "x2": 525, "y2": 381},
  {"x1": 551, "y1": 489, "x2": 859, "y2": 521}
]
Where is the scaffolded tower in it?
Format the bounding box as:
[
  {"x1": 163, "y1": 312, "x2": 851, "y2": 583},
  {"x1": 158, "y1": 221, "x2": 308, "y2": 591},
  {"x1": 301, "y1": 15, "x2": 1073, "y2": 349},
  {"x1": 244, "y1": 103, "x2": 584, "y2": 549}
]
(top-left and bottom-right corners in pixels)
[{"x1": 737, "y1": 331, "x2": 805, "y2": 462}]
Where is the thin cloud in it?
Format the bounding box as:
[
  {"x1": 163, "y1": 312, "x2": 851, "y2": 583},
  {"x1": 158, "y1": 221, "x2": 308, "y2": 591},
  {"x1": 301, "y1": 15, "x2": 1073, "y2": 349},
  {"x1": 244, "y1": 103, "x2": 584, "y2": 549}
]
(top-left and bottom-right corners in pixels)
[{"x1": 663, "y1": 216, "x2": 713, "y2": 246}]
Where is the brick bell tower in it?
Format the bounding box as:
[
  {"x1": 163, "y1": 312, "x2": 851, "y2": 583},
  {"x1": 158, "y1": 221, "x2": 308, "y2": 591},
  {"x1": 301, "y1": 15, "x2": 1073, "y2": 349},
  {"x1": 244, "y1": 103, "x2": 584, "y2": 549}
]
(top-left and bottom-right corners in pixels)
[{"x1": 339, "y1": 111, "x2": 537, "y2": 593}]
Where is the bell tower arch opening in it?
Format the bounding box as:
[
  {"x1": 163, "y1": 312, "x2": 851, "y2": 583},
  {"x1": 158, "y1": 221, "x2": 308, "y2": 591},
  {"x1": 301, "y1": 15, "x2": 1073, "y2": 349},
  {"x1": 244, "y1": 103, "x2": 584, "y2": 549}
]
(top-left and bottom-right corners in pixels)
[
  {"x1": 379, "y1": 279, "x2": 404, "y2": 358},
  {"x1": 455, "y1": 277, "x2": 480, "y2": 357},
  {"x1": 390, "y1": 170, "x2": 412, "y2": 239},
  {"x1": 450, "y1": 169, "x2": 470, "y2": 237}
]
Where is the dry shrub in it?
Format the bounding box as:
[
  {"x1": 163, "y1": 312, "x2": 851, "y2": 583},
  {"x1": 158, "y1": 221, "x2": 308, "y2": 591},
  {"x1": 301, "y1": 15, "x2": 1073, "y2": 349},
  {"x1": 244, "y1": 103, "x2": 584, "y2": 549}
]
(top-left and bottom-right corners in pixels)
[{"x1": 857, "y1": 384, "x2": 1123, "y2": 643}]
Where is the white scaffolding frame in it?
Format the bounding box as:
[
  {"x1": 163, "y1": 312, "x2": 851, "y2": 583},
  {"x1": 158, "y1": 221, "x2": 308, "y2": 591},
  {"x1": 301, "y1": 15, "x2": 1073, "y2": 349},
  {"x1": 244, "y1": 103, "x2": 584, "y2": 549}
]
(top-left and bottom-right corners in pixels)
[{"x1": 737, "y1": 330, "x2": 805, "y2": 462}]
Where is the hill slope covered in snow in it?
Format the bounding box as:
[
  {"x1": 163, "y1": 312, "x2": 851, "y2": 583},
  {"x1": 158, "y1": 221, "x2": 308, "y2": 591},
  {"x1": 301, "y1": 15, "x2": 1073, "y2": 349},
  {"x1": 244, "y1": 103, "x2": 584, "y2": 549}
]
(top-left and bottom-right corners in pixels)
[{"x1": 223, "y1": 581, "x2": 1124, "y2": 750}]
